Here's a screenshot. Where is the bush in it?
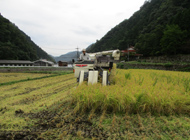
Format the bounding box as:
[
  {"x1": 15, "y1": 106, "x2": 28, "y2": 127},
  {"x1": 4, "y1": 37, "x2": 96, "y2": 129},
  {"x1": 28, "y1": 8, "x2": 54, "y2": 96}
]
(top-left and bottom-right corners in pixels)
[{"x1": 117, "y1": 63, "x2": 124, "y2": 69}]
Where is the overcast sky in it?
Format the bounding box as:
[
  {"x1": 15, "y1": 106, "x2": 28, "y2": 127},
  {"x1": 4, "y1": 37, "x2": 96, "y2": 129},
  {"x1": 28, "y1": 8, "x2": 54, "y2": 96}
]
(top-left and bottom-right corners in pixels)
[{"x1": 1, "y1": 0, "x2": 145, "y2": 56}]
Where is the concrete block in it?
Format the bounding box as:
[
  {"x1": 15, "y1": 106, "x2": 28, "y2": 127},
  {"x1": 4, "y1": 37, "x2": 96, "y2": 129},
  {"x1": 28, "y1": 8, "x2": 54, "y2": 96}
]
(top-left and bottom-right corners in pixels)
[
  {"x1": 102, "y1": 71, "x2": 108, "y2": 86},
  {"x1": 79, "y1": 70, "x2": 84, "y2": 84}
]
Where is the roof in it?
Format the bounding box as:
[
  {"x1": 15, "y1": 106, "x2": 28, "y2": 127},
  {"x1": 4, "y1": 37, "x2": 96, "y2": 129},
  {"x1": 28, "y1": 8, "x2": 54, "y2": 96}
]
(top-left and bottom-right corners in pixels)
[
  {"x1": 33, "y1": 59, "x2": 54, "y2": 65},
  {"x1": 122, "y1": 50, "x2": 136, "y2": 53},
  {"x1": 0, "y1": 60, "x2": 34, "y2": 64},
  {"x1": 121, "y1": 47, "x2": 136, "y2": 53}
]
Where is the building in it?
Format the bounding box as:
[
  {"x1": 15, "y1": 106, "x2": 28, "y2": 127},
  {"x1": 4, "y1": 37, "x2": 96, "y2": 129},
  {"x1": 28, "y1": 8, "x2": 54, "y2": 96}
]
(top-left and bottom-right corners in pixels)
[
  {"x1": 121, "y1": 46, "x2": 136, "y2": 54},
  {"x1": 33, "y1": 59, "x2": 54, "y2": 66},
  {"x1": 0, "y1": 60, "x2": 34, "y2": 67},
  {"x1": 58, "y1": 61, "x2": 68, "y2": 66},
  {"x1": 121, "y1": 47, "x2": 143, "y2": 60}
]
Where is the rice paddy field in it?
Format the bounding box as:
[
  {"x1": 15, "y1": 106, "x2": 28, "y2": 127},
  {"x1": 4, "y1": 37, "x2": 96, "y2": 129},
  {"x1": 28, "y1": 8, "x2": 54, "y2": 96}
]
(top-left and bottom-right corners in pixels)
[
  {"x1": 0, "y1": 73, "x2": 52, "y2": 84},
  {"x1": 0, "y1": 68, "x2": 190, "y2": 139}
]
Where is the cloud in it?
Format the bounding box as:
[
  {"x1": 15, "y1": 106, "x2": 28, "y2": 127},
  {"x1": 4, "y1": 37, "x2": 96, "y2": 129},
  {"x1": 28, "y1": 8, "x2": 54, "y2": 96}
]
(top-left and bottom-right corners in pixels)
[{"x1": 0, "y1": 0, "x2": 145, "y2": 56}]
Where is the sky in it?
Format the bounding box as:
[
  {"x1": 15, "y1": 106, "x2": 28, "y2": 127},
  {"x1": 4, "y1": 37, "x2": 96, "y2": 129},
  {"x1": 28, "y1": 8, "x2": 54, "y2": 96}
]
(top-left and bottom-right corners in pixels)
[{"x1": 0, "y1": 0, "x2": 145, "y2": 56}]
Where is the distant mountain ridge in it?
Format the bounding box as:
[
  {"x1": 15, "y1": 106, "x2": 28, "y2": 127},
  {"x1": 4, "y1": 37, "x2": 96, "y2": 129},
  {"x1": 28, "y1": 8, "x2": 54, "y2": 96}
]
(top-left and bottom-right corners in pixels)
[
  {"x1": 87, "y1": 0, "x2": 190, "y2": 56},
  {"x1": 53, "y1": 51, "x2": 81, "y2": 62},
  {"x1": 0, "y1": 14, "x2": 55, "y2": 62},
  {"x1": 54, "y1": 44, "x2": 95, "y2": 62}
]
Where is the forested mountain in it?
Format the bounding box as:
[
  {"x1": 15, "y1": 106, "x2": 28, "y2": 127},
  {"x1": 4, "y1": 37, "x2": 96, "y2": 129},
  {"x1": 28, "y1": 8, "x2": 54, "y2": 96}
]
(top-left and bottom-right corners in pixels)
[
  {"x1": 87, "y1": 0, "x2": 190, "y2": 56},
  {"x1": 0, "y1": 14, "x2": 55, "y2": 62},
  {"x1": 53, "y1": 51, "x2": 80, "y2": 62}
]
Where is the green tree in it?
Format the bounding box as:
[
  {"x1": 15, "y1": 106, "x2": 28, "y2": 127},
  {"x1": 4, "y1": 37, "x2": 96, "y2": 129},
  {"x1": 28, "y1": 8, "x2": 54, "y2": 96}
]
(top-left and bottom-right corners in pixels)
[
  {"x1": 160, "y1": 24, "x2": 187, "y2": 55},
  {"x1": 87, "y1": 0, "x2": 190, "y2": 57},
  {"x1": 0, "y1": 15, "x2": 55, "y2": 62}
]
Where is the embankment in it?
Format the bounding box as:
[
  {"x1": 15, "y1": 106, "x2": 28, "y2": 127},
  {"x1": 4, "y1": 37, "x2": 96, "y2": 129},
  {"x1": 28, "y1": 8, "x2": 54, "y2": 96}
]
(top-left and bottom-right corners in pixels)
[
  {"x1": 117, "y1": 63, "x2": 190, "y2": 71},
  {"x1": 0, "y1": 67, "x2": 73, "y2": 72}
]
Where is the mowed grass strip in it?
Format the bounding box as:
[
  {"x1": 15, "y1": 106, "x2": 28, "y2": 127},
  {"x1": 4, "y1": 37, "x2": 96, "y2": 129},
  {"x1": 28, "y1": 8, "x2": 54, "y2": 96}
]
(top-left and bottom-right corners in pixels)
[
  {"x1": 0, "y1": 73, "x2": 74, "y2": 101},
  {"x1": 0, "y1": 73, "x2": 52, "y2": 84},
  {"x1": 9, "y1": 78, "x2": 75, "y2": 106},
  {"x1": 0, "y1": 73, "x2": 76, "y2": 131},
  {"x1": 72, "y1": 69, "x2": 190, "y2": 115},
  {"x1": 0, "y1": 71, "x2": 72, "y2": 86}
]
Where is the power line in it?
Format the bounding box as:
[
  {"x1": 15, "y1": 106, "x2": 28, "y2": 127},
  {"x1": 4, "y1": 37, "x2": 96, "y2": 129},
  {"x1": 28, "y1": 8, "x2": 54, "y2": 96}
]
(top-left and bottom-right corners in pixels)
[
  {"x1": 60, "y1": 56, "x2": 77, "y2": 58},
  {"x1": 43, "y1": 47, "x2": 76, "y2": 50}
]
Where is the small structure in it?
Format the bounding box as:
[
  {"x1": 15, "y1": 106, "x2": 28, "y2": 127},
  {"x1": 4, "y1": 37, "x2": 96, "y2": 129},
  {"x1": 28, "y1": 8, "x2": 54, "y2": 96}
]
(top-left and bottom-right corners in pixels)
[
  {"x1": 58, "y1": 61, "x2": 68, "y2": 67},
  {"x1": 33, "y1": 59, "x2": 54, "y2": 67},
  {"x1": 121, "y1": 46, "x2": 136, "y2": 54},
  {"x1": 0, "y1": 60, "x2": 34, "y2": 67},
  {"x1": 121, "y1": 46, "x2": 143, "y2": 61}
]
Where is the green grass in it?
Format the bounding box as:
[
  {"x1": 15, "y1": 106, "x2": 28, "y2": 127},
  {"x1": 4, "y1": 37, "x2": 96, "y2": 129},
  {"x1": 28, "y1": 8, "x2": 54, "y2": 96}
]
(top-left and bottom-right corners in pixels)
[
  {"x1": 24, "y1": 71, "x2": 72, "y2": 74},
  {"x1": 117, "y1": 61, "x2": 190, "y2": 72},
  {"x1": 124, "y1": 60, "x2": 190, "y2": 65}
]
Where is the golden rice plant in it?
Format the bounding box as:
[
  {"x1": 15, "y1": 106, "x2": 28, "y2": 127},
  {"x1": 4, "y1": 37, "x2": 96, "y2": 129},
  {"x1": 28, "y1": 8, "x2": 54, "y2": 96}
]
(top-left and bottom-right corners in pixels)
[
  {"x1": 72, "y1": 68, "x2": 190, "y2": 115},
  {"x1": 109, "y1": 63, "x2": 117, "y2": 85}
]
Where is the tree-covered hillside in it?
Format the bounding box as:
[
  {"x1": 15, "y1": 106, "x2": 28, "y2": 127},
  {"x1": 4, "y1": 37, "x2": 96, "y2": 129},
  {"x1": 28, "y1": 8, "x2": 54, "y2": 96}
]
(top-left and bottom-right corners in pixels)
[
  {"x1": 87, "y1": 0, "x2": 190, "y2": 56},
  {"x1": 0, "y1": 14, "x2": 55, "y2": 62}
]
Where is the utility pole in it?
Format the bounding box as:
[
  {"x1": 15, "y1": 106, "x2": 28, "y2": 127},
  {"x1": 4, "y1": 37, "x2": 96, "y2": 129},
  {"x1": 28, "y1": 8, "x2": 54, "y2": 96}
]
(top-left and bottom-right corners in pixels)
[
  {"x1": 76, "y1": 47, "x2": 79, "y2": 59},
  {"x1": 128, "y1": 44, "x2": 129, "y2": 61}
]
